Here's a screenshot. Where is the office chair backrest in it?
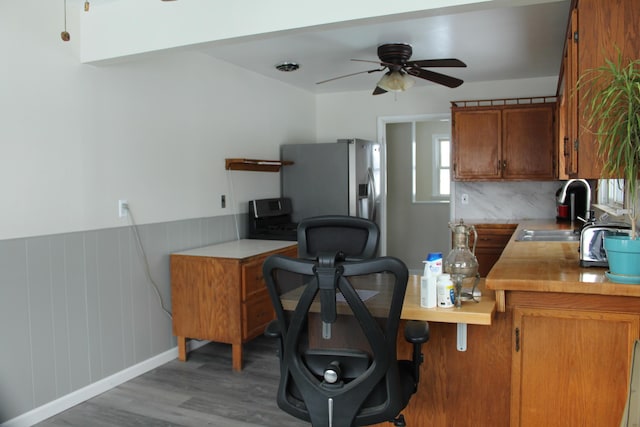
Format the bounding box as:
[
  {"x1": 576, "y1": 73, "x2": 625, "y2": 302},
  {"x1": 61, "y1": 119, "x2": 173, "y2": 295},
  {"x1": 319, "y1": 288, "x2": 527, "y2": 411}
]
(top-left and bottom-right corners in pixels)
[
  {"x1": 263, "y1": 253, "x2": 413, "y2": 427},
  {"x1": 297, "y1": 215, "x2": 379, "y2": 261}
]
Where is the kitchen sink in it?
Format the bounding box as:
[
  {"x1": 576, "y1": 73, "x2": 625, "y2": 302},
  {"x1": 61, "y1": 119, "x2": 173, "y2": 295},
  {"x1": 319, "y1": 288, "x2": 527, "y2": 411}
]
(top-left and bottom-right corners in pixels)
[{"x1": 515, "y1": 228, "x2": 580, "y2": 242}]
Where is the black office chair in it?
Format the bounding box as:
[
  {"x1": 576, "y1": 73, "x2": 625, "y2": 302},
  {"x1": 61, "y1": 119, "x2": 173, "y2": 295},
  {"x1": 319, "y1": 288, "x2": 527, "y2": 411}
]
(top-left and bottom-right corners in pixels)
[
  {"x1": 263, "y1": 251, "x2": 429, "y2": 427},
  {"x1": 297, "y1": 215, "x2": 380, "y2": 261}
]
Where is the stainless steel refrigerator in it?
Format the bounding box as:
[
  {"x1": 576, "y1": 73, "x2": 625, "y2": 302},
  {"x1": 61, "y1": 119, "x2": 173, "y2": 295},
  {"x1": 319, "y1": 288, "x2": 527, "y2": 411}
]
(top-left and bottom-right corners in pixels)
[{"x1": 280, "y1": 139, "x2": 381, "y2": 225}]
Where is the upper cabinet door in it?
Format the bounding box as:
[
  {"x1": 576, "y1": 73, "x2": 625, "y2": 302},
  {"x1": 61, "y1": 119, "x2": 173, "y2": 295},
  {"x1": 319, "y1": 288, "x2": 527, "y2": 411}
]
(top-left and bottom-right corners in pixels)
[
  {"x1": 452, "y1": 101, "x2": 556, "y2": 182},
  {"x1": 453, "y1": 109, "x2": 501, "y2": 180},
  {"x1": 567, "y1": 0, "x2": 640, "y2": 178},
  {"x1": 502, "y1": 105, "x2": 555, "y2": 180}
]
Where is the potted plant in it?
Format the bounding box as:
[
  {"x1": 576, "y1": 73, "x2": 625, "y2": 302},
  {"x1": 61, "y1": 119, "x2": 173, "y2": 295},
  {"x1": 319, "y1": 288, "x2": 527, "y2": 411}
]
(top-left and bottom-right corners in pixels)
[{"x1": 579, "y1": 52, "x2": 640, "y2": 281}]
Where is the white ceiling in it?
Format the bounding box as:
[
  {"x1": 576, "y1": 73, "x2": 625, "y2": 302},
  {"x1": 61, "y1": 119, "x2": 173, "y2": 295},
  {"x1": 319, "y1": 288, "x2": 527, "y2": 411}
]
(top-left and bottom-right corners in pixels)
[{"x1": 195, "y1": 1, "x2": 570, "y2": 95}]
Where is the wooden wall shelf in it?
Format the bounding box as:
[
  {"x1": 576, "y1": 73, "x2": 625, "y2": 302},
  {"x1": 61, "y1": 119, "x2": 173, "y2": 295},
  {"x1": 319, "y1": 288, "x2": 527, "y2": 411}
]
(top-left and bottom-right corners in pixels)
[{"x1": 225, "y1": 158, "x2": 293, "y2": 172}]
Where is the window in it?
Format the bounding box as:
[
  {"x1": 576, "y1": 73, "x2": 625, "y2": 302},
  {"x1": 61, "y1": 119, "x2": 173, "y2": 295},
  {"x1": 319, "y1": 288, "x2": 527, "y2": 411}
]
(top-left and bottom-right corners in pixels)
[
  {"x1": 412, "y1": 120, "x2": 451, "y2": 203},
  {"x1": 597, "y1": 178, "x2": 625, "y2": 207},
  {"x1": 433, "y1": 135, "x2": 451, "y2": 198}
]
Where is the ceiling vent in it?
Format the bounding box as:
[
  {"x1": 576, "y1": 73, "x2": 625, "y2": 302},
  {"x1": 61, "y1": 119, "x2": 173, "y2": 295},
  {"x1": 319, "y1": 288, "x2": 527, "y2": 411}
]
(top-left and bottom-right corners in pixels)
[{"x1": 275, "y1": 62, "x2": 300, "y2": 72}]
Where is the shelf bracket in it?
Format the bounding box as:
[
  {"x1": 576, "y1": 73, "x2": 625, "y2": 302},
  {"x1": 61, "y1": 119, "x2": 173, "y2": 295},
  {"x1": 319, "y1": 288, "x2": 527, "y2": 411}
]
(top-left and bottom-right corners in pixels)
[{"x1": 457, "y1": 323, "x2": 468, "y2": 352}]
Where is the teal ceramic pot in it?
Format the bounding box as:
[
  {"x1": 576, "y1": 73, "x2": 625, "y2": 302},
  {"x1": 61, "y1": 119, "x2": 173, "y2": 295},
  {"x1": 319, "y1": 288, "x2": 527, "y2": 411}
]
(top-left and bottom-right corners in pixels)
[{"x1": 604, "y1": 235, "x2": 640, "y2": 279}]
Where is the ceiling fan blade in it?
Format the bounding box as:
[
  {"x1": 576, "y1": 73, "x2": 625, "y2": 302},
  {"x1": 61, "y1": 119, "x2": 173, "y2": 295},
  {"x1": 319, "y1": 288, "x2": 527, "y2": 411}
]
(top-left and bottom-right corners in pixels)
[
  {"x1": 316, "y1": 68, "x2": 383, "y2": 85},
  {"x1": 372, "y1": 86, "x2": 387, "y2": 95},
  {"x1": 352, "y1": 58, "x2": 403, "y2": 69},
  {"x1": 407, "y1": 67, "x2": 464, "y2": 88},
  {"x1": 409, "y1": 58, "x2": 467, "y2": 68},
  {"x1": 351, "y1": 58, "x2": 381, "y2": 65}
]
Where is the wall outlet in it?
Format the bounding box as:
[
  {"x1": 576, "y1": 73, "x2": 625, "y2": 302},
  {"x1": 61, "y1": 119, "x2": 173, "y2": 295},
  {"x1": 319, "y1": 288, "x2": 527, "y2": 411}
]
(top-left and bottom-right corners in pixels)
[
  {"x1": 118, "y1": 199, "x2": 128, "y2": 218},
  {"x1": 221, "y1": 195, "x2": 226, "y2": 208},
  {"x1": 461, "y1": 194, "x2": 469, "y2": 205}
]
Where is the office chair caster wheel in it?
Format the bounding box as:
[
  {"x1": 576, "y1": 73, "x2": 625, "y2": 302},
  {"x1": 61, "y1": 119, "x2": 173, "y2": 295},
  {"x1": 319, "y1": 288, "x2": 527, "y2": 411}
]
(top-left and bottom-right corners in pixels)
[{"x1": 393, "y1": 414, "x2": 406, "y2": 426}]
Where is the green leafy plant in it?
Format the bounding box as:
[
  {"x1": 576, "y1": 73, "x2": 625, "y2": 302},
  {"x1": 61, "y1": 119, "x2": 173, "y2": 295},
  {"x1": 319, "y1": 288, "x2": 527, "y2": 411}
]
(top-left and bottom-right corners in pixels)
[{"x1": 578, "y1": 52, "x2": 640, "y2": 239}]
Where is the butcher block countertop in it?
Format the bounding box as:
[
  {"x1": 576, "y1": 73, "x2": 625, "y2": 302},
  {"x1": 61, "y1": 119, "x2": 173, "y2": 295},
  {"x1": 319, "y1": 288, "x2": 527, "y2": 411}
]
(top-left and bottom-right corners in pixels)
[
  {"x1": 401, "y1": 276, "x2": 495, "y2": 325},
  {"x1": 485, "y1": 219, "x2": 640, "y2": 311}
]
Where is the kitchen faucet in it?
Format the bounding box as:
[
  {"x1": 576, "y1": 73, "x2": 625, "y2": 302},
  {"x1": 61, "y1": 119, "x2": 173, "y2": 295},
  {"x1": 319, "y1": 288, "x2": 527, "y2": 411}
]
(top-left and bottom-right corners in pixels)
[{"x1": 557, "y1": 179, "x2": 592, "y2": 224}]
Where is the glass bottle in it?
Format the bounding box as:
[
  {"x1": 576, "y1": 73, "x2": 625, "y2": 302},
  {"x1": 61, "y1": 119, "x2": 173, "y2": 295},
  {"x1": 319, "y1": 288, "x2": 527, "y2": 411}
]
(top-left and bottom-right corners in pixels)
[{"x1": 444, "y1": 220, "x2": 479, "y2": 307}]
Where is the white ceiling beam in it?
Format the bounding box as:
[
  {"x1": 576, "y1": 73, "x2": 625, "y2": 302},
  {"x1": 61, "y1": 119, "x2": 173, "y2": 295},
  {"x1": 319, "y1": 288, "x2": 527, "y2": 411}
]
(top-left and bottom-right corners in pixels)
[{"x1": 80, "y1": 0, "x2": 496, "y2": 63}]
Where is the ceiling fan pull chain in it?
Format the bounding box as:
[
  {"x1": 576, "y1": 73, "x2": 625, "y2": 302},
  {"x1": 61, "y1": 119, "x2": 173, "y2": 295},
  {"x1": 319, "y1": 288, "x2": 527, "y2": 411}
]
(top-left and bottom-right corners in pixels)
[{"x1": 60, "y1": 0, "x2": 70, "y2": 41}]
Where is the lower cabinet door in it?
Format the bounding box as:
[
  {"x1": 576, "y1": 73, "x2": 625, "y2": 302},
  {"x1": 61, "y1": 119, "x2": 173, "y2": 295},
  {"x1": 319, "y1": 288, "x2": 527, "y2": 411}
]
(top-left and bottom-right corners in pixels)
[{"x1": 511, "y1": 307, "x2": 640, "y2": 427}]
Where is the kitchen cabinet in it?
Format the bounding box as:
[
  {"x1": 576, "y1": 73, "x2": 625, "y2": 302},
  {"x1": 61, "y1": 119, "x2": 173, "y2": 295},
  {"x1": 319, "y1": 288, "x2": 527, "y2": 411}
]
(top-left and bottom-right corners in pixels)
[
  {"x1": 170, "y1": 240, "x2": 297, "y2": 371},
  {"x1": 559, "y1": 0, "x2": 640, "y2": 179},
  {"x1": 557, "y1": 7, "x2": 579, "y2": 179},
  {"x1": 510, "y1": 297, "x2": 640, "y2": 427},
  {"x1": 451, "y1": 100, "x2": 556, "y2": 181},
  {"x1": 468, "y1": 224, "x2": 516, "y2": 277}
]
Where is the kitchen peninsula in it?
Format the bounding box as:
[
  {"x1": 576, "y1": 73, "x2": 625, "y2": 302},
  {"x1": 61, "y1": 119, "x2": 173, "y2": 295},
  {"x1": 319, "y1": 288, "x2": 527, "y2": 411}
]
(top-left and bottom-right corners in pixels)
[
  {"x1": 387, "y1": 220, "x2": 637, "y2": 427},
  {"x1": 484, "y1": 220, "x2": 638, "y2": 427}
]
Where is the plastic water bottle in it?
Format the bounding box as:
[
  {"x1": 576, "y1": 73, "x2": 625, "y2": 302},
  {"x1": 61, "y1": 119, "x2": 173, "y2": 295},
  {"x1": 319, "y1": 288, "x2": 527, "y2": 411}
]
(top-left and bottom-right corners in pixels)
[
  {"x1": 437, "y1": 273, "x2": 454, "y2": 308},
  {"x1": 421, "y1": 252, "x2": 442, "y2": 308}
]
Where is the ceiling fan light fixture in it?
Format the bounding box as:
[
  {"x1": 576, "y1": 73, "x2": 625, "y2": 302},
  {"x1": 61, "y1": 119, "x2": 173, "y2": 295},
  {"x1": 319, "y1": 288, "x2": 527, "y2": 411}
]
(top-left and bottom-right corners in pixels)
[
  {"x1": 275, "y1": 62, "x2": 300, "y2": 72},
  {"x1": 377, "y1": 71, "x2": 414, "y2": 92}
]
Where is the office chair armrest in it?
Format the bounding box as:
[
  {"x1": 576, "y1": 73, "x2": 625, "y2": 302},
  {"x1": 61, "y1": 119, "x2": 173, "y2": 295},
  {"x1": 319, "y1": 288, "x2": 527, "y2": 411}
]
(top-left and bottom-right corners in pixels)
[
  {"x1": 264, "y1": 319, "x2": 281, "y2": 339},
  {"x1": 404, "y1": 320, "x2": 429, "y2": 390},
  {"x1": 264, "y1": 320, "x2": 283, "y2": 358},
  {"x1": 404, "y1": 320, "x2": 429, "y2": 344}
]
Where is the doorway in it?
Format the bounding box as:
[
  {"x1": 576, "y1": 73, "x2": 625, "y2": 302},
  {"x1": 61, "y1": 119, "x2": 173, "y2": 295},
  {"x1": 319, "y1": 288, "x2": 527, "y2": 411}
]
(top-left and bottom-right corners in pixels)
[{"x1": 378, "y1": 114, "x2": 453, "y2": 273}]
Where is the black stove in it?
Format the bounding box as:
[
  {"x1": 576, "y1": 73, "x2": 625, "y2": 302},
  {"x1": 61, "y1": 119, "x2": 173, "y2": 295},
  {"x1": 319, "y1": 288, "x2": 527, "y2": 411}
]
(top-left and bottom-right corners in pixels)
[{"x1": 248, "y1": 197, "x2": 298, "y2": 241}]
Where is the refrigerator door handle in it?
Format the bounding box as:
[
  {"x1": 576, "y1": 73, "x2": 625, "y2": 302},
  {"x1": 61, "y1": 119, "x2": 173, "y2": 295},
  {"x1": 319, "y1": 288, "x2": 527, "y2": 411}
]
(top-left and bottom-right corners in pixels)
[{"x1": 367, "y1": 167, "x2": 377, "y2": 221}]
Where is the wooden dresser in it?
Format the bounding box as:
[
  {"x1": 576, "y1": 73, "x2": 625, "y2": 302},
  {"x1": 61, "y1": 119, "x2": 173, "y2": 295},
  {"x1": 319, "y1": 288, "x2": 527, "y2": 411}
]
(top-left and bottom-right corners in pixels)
[{"x1": 170, "y1": 239, "x2": 297, "y2": 371}]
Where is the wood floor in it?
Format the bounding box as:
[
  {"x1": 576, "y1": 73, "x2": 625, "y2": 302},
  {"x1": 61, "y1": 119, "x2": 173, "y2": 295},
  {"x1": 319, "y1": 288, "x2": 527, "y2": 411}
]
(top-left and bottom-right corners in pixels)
[{"x1": 36, "y1": 336, "x2": 308, "y2": 427}]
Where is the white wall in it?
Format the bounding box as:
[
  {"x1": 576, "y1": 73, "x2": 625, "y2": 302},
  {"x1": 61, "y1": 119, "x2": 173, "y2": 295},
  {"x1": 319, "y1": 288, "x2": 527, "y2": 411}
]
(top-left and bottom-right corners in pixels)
[
  {"x1": 0, "y1": 2, "x2": 316, "y2": 424},
  {"x1": 0, "y1": 0, "x2": 316, "y2": 241}
]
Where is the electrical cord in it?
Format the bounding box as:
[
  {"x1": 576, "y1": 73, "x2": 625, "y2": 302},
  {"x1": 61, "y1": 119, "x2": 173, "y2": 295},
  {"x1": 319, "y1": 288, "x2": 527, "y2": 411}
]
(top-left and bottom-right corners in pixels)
[
  {"x1": 124, "y1": 203, "x2": 173, "y2": 320},
  {"x1": 226, "y1": 169, "x2": 241, "y2": 240}
]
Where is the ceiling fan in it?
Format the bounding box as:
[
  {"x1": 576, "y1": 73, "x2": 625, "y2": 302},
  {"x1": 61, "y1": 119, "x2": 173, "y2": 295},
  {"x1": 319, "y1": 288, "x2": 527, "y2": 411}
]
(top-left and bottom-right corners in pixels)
[{"x1": 317, "y1": 43, "x2": 467, "y2": 95}]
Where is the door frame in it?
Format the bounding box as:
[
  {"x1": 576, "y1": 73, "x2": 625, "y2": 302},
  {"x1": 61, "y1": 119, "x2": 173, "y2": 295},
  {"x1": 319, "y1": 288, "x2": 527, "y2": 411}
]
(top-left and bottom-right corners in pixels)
[{"x1": 377, "y1": 113, "x2": 455, "y2": 259}]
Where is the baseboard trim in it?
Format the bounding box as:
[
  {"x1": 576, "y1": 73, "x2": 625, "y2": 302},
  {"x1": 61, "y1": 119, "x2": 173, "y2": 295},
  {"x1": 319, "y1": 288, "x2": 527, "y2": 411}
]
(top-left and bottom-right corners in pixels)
[{"x1": 2, "y1": 340, "x2": 210, "y2": 427}]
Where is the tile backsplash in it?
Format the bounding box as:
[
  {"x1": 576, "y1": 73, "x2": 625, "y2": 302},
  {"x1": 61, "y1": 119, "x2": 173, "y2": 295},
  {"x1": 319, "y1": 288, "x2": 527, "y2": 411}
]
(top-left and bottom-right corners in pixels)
[{"x1": 454, "y1": 181, "x2": 562, "y2": 220}]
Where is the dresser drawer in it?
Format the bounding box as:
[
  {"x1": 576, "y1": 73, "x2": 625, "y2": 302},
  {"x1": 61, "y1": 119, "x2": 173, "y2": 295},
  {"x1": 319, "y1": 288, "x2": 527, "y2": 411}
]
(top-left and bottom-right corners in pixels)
[
  {"x1": 243, "y1": 291, "x2": 275, "y2": 339},
  {"x1": 470, "y1": 225, "x2": 516, "y2": 249},
  {"x1": 242, "y1": 260, "x2": 266, "y2": 301},
  {"x1": 242, "y1": 246, "x2": 297, "y2": 301}
]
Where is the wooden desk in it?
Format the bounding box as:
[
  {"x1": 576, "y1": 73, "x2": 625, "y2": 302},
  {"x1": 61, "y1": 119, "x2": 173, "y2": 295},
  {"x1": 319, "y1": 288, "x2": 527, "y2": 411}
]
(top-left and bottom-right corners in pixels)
[
  {"x1": 281, "y1": 274, "x2": 495, "y2": 325},
  {"x1": 170, "y1": 239, "x2": 297, "y2": 371},
  {"x1": 279, "y1": 273, "x2": 494, "y2": 356},
  {"x1": 402, "y1": 275, "x2": 495, "y2": 325}
]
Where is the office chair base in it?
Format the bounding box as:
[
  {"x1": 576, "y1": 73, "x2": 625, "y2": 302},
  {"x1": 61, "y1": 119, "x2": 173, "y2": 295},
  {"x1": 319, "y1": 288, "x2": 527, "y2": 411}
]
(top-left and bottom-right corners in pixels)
[{"x1": 393, "y1": 414, "x2": 406, "y2": 426}]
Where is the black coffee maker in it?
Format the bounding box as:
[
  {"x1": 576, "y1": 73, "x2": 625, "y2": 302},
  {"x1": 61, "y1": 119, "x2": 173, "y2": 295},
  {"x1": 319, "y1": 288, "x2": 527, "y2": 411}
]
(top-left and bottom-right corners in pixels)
[{"x1": 556, "y1": 183, "x2": 588, "y2": 221}]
